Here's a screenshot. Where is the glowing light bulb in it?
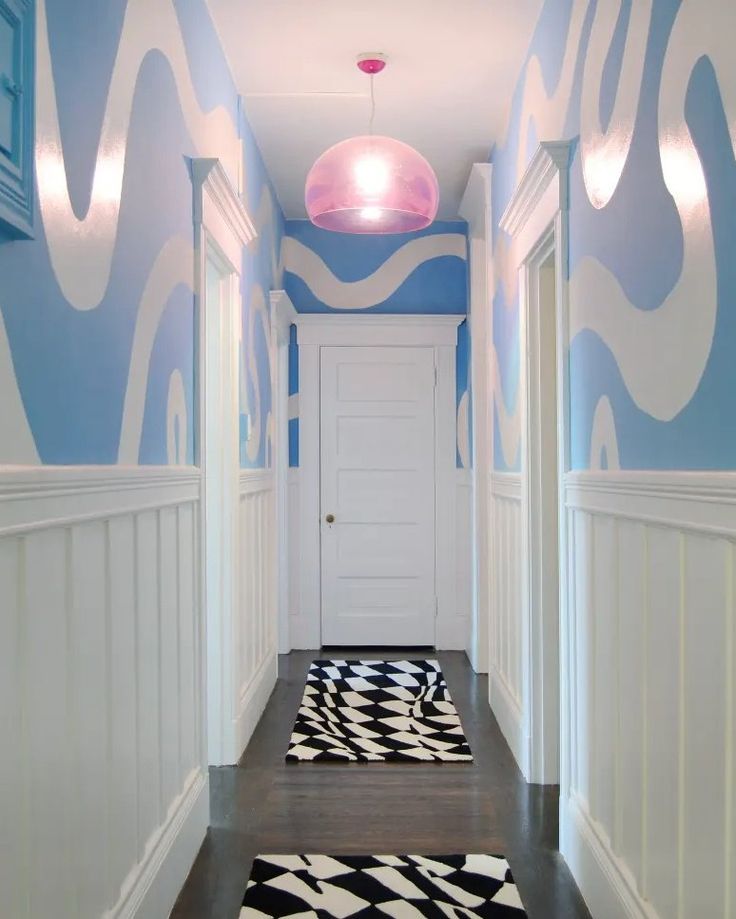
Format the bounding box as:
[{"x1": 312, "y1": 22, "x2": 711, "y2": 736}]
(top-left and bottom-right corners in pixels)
[
  {"x1": 354, "y1": 155, "x2": 390, "y2": 196},
  {"x1": 360, "y1": 206, "x2": 382, "y2": 221}
]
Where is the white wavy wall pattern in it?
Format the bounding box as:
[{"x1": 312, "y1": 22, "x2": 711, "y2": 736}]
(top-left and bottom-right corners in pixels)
[
  {"x1": 282, "y1": 229, "x2": 471, "y2": 466},
  {"x1": 492, "y1": 0, "x2": 736, "y2": 470},
  {"x1": 282, "y1": 234, "x2": 466, "y2": 310},
  {"x1": 0, "y1": 0, "x2": 282, "y2": 467}
]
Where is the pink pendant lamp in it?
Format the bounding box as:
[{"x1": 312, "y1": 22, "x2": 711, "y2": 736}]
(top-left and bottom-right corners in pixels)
[{"x1": 305, "y1": 55, "x2": 439, "y2": 234}]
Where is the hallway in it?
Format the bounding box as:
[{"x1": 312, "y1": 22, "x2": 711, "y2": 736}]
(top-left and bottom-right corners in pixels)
[
  {"x1": 171, "y1": 652, "x2": 589, "y2": 919},
  {"x1": 2, "y1": 1, "x2": 735, "y2": 916}
]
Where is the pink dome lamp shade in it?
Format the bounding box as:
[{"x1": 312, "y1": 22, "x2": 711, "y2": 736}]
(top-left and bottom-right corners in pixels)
[{"x1": 305, "y1": 56, "x2": 440, "y2": 234}]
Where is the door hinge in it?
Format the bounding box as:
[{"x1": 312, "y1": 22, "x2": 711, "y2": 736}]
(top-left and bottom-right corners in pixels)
[
  {"x1": 435, "y1": 595, "x2": 439, "y2": 618},
  {"x1": 433, "y1": 365, "x2": 438, "y2": 389}
]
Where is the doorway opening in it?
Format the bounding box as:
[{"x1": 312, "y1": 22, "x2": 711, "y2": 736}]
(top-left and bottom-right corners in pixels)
[
  {"x1": 192, "y1": 157, "x2": 257, "y2": 766},
  {"x1": 521, "y1": 231, "x2": 563, "y2": 785},
  {"x1": 202, "y1": 242, "x2": 240, "y2": 766},
  {"x1": 292, "y1": 315, "x2": 464, "y2": 651}
]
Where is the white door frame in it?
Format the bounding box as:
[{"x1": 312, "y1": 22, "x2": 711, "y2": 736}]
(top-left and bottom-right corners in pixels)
[
  {"x1": 192, "y1": 158, "x2": 257, "y2": 766},
  {"x1": 293, "y1": 314, "x2": 464, "y2": 650},
  {"x1": 269, "y1": 290, "x2": 297, "y2": 654},
  {"x1": 499, "y1": 141, "x2": 572, "y2": 786},
  {"x1": 460, "y1": 163, "x2": 493, "y2": 673}
]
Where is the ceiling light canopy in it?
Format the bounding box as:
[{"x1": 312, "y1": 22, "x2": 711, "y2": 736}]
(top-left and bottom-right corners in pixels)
[{"x1": 305, "y1": 55, "x2": 439, "y2": 234}]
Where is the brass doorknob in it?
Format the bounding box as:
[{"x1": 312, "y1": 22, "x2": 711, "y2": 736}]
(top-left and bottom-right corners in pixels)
[{"x1": 325, "y1": 513, "x2": 335, "y2": 524}]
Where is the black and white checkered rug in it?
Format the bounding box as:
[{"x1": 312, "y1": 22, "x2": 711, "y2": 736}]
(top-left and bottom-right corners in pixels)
[
  {"x1": 240, "y1": 854, "x2": 526, "y2": 917},
  {"x1": 285, "y1": 660, "x2": 473, "y2": 762}
]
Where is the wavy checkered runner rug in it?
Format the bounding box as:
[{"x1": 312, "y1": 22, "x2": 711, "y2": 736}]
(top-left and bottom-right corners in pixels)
[
  {"x1": 285, "y1": 660, "x2": 473, "y2": 762},
  {"x1": 240, "y1": 854, "x2": 526, "y2": 917}
]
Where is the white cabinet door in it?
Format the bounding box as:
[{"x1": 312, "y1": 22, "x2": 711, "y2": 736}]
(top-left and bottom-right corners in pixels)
[{"x1": 320, "y1": 346, "x2": 436, "y2": 646}]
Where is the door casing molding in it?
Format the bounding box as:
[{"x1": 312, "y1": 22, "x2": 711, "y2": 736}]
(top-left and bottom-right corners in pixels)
[
  {"x1": 293, "y1": 313, "x2": 465, "y2": 650},
  {"x1": 269, "y1": 290, "x2": 297, "y2": 654},
  {"x1": 192, "y1": 157, "x2": 256, "y2": 765},
  {"x1": 460, "y1": 162, "x2": 493, "y2": 674},
  {"x1": 498, "y1": 141, "x2": 572, "y2": 786}
]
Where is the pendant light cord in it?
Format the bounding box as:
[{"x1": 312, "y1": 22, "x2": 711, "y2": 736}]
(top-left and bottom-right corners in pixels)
[{"x1": 369, "y1": 73, "x2": 376, "y2": 135}]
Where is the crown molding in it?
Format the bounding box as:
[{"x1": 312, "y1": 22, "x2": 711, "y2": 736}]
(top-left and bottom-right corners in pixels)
[
  {"x1": 499, "y1": 141, "x2": 572, "y2": 239},
  {"x1": 191, "y1": 157, "x2": 257, "y2": 248}
]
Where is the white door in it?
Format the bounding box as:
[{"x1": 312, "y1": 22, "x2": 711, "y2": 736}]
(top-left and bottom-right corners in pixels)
[{"x1": 320, "y1": 346, "x2": 436, "y2": 646}]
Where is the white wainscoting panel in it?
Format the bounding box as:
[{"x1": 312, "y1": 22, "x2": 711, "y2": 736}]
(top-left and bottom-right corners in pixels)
[
  {"x1": 0, "y1": 467, "x2": 207, "y2": 919},
  {"x1": 286, "y1": 468, "x2": 304, "y2": 647},
  {"x1": 562, "y1": 471, "x2": 736, "y2": 919},
  {"x1": 488, "y1": 472, "x2": 526, "y2": 772},
  {"x1": 236, "y1": 471, "x2": 278, "y2": 761},
  {"x1": 454, "y1": 468, "x2": 473, "y2": 649}
]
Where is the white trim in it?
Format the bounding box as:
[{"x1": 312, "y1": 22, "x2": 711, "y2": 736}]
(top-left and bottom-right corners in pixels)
[
  {"x1": 239, "y1": 469, "x2": 274, "y2": 495},
  {"x1": 294, "y1": 314, "x2": 464, "y2": 650},
  {"x1": 0, "y1": 466, "x2": 200, "y2": 535},
  {"x1": 461, "y1": 163, "x2": 493, "y2": 673},
  {"x1": 270, "y1": 291, "x2": 297, "y2": 654},
  {"x1": 192, "y1": 156, "x2": 256, "y2": 766},
  {"x1": 110, "y1": 769, "x2": 209, "y2": 919},
  {"x1": 489, "y1": 670, "x2": 529, "y2": 777},
  {"x1": 191, "y1": 158, "x2": 256, "y2": 264},
  {"x1": 295, "y1": 313, "x2": 463, "y2": 347},
  {"x1": 564, "y1": 794, "x2": 659, "y2": 919},
  {"x1": 565, "y1": 469, "x2": 736, "y2": 537},
  {"x1": 233, "y1": 650, "x2": 278, "y2": 765},
  {"x1": 435, "y1": 341, "x2": 464, "y2": 650},
  {"x1": 490, "y1": 472, "x2": 522, "y2": 501},
  {"x1": 499, "y1": 140, "x2": 572, "y2": 786},
  {"x1": 499, "y1": 142, "x2": 572, "y2": 239}
]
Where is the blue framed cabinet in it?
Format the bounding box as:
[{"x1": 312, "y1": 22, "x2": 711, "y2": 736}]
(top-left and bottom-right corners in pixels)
[{"x1": 0, "y1": 0, "x2": 34, "y2": 239}]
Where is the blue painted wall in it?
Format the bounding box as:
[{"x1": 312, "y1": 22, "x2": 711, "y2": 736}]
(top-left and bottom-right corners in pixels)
[
  {"x1": 0, "y1": 0, "x2": 283, "y2": 468},
  {"x1": 492, "y1": 0, "x2": 736, "y2": 471},
  {"x1": 283, "y1": 219, "x2": 471, "y2": 467}
]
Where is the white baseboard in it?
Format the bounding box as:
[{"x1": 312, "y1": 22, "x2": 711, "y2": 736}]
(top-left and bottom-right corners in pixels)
[
  {"x1": 233, "y1": 649, "x2": 278, "y2": 763},
  {"x1": 111, "y1": 768, "x2": 208, "y2": 919},
  {"x1": 562, "y1": 794, "x2": 659, "y2": 919},
  {"x1": 489, "y1": 668, "x2": 529, "y2": 778}
]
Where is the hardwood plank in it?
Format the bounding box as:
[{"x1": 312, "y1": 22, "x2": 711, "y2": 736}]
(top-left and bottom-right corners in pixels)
[{"x1": 171, "y1": 650, "x2": 590, "y2": 919}]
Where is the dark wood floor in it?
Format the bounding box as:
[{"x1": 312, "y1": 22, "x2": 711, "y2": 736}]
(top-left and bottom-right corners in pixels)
[{"x1": 171, "y1": 651, "x2": 590, "y2": 918}]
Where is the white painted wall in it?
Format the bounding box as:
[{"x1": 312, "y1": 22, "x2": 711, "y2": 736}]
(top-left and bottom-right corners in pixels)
[
  {"x1": 0, "y1": 467, "x2": 208, "y2": 919},
  {"x1": 561, "y1": 471, "x2": 736, "y2": 919}
]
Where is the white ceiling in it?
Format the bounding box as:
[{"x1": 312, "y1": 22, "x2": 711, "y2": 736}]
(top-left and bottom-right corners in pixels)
[{"x1": 208, "y1": 0, "x2": 543, "y2": 219}]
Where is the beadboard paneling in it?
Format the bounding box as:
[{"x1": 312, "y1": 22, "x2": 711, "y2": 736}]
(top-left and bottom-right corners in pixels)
[
  {"x1": 489, "y1": 472, "x2": 525, "y2": 771},
  {"x1": 562, "y1": 471, "x2": 736, "y2": 919},
  {"x1": 0, "y1": 467, "x2": 206, "y2": 919},
  {"x1": 236, "y1": 471, "x2": 277, "y2": 760},
  {"x1": 456, "y1": 469, "x2": 473, "y2": 642}
]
